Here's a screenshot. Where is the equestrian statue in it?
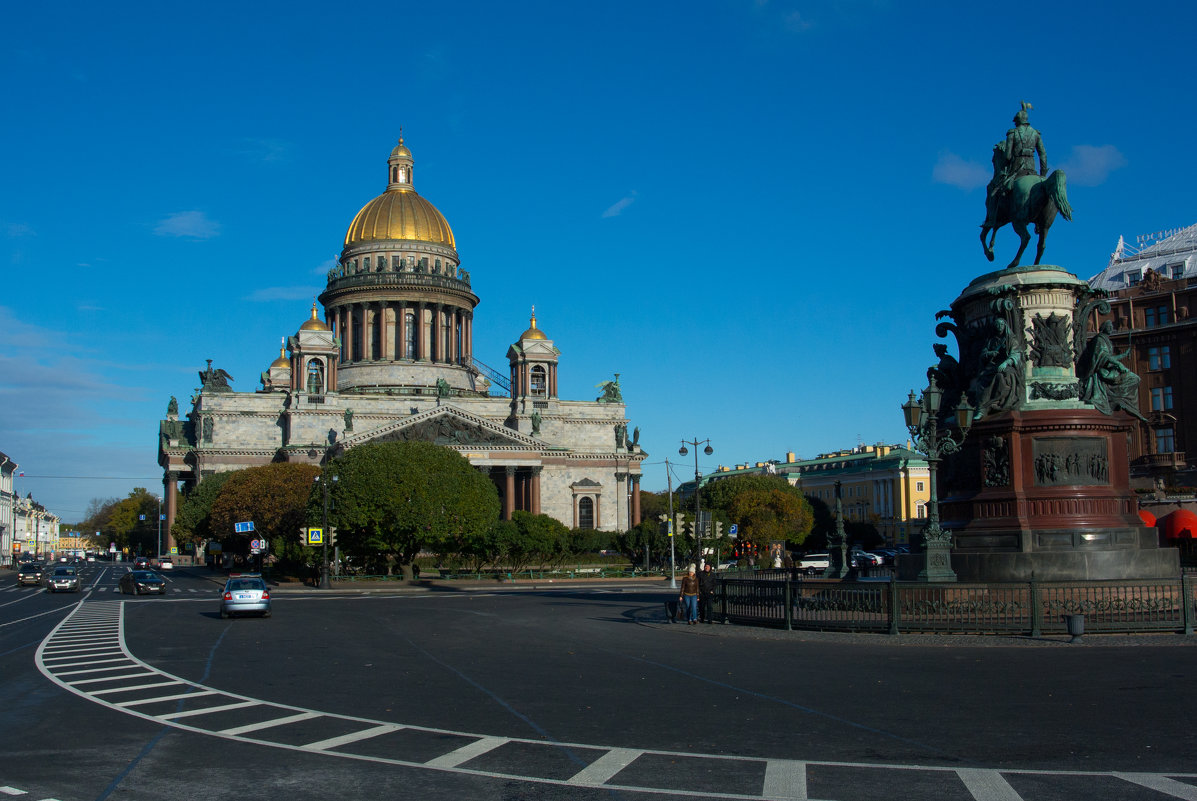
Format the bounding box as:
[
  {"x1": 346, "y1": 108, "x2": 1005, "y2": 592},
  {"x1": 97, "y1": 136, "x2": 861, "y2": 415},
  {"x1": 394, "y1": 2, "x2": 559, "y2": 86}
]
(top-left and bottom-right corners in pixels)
[{"x1": 980, "y1": 102, "x2": 1072, "y2": 269}]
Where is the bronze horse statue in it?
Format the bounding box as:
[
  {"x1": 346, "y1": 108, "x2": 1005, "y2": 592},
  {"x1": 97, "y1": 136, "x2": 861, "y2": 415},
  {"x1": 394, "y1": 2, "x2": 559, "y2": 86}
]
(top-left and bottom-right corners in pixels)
[{"x1": 980, "y1": 149, "x2": 1073, "y2": 269}]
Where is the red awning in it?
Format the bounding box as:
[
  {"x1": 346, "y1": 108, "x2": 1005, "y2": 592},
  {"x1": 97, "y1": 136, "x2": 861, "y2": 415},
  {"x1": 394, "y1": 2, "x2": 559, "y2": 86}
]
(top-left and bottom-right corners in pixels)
[
  {"x1": 1139, "y1": 509, "x2": 1157, "y2": 527},
  {"x1": 1161, "y1": 509, "x2": 1197, "y2": 540}
]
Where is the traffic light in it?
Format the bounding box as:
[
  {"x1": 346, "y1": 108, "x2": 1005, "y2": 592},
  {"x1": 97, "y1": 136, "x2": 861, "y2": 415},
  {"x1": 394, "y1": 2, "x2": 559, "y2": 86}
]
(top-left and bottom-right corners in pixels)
[{"x1": 713, "y1": 522, "x2": 724, "y2": 538}]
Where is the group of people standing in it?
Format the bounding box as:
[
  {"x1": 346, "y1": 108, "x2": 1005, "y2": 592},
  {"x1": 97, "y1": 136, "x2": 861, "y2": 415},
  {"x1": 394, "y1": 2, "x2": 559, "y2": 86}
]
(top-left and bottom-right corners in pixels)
[{"x1": 677, "y1": 563, "x2": 718, "y2": 625}]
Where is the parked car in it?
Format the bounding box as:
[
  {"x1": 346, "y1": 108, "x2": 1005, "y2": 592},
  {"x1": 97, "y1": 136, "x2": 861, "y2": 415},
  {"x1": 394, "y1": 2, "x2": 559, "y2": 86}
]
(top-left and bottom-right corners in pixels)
[
  {"x1": 17, "y1": 563, "x2": 44, "y2": 587},
  {"x1": 851, "y1": 550, "x2": 884, "y2": 567},
  {"x1": 119, "y1": 570, "x2": 166, "y2": 595},
  {"x1": 220, "y1": 575, "x2": 271, "y2": 619},
  {"x1": 47, "y1": 566, "x2": 81, "y2": 593},
  {"x1": 797, "y1": 553, "x2": 830, "y2": 574}
]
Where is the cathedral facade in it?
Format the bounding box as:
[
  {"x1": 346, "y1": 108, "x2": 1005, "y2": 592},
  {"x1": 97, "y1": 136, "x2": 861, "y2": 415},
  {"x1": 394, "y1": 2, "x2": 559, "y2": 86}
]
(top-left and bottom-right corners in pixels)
[{"x1": 158, "y1": 139, "x2": 645, "y2": 553}]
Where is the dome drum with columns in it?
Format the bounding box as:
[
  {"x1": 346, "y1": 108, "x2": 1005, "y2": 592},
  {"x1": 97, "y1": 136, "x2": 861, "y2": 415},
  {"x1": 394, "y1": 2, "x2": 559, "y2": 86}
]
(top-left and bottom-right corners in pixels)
[{"x1": 158, "y1": 136, "x2": 645, "y2": 556}]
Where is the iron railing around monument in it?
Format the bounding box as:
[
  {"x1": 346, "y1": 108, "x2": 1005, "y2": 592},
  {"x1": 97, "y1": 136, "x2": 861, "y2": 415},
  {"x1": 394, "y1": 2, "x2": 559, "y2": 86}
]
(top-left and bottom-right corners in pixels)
[{"x1": 717, "y1": 574, "x2": 1197, "y2": 636}]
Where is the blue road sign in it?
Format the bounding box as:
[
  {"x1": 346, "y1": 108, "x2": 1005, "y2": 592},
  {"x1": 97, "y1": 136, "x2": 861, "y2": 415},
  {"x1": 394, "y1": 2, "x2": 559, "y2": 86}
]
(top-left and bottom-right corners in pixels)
[
  {"x1": 234, "y1": 521, "x2": 255, "y2": 533},
  {"x1": 729, "y1": 524, "x2": 739, "y2": 536}
]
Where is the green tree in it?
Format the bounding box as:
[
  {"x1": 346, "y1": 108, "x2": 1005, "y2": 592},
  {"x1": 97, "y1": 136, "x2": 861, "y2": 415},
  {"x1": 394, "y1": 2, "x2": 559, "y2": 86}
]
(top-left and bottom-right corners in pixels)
[
  {"x1": 702, "y1": 474, "x2": 805, "y2": 512},
  {"x1": 327, "y1": 441, "x2": 501, "y2": 578},
  {"x1": 502, "y1": 511, "x2": 571, "y2": 572},
  {"x1": 728, "y1": 488, "x2": 815, "y2": 548},
  {"x1": 172, "y1": 470, "x2": 239, "y2": 549},
  {"x1": 209, "y1": 463, "x2": 321, "y2": 571}
]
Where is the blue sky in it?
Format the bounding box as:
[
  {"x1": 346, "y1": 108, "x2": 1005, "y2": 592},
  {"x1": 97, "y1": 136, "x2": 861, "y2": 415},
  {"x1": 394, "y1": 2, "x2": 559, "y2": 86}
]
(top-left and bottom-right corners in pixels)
[{"x1": 3, "y1": 1, "x2": 1195, "y2": 523}]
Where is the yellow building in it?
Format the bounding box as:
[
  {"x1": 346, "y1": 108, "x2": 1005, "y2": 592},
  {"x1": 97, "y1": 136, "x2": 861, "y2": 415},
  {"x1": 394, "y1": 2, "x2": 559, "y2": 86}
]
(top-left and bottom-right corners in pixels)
[{"x1": 707, "y1": 444, "x2": 931, "y2": 547}]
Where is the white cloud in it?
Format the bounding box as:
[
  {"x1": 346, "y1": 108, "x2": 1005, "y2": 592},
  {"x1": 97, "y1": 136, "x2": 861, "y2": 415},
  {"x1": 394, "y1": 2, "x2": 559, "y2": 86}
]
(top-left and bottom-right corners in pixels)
[
  {"x1": 238, "y1": 138, "x2": 291, "y2": 163},
  {"x1": 602, "y1": 191, "x2": 639, "y2": 218},
  {"x1": 784, "y1": 11, "x2": 813, "y2": 31},
  {"x1": 154, "y1": 210, "x2": 221, "y2": 240},
  {"x1": 313, "y1": 257, "x2": 338, "y2": 276},
  {"x1": 1058, "y1": 144, "x2": 1126, "y2": 187},
  {"x1": 932, "y1": 151, "x2": 990, "y2": 191},
  {"x1": 245, "y1": 286, "x2": 321, "y2": 302}
]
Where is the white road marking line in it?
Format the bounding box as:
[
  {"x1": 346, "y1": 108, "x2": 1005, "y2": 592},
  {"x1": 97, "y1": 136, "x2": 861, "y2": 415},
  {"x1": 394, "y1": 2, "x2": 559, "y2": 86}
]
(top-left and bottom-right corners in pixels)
[
  {"x1": 0, "y1": 787, "x2": 27, "y2": 796},
  {"x1": 219, "y1": 711, "x2": 321, "y2": 736},
  {"x1": 41, "y1": 650, "x2": 124, "y2": 663},
  {"x1": 157, "y1": 700, "x2": 260, "y2": 720},
  {"x1": 55, "y1": 663, "x2": 140, "y2": 677},
  {"x1": 957, "y1": 768, "x2": 1024, "y2": 801},
  {"x1": 1114, "y1": 773, "x2": 1197, "y2": 800},
  {"x1": 424, "y1": 736, "x2": 507, "y2": 768},
  {"x1": 67, "y1": 671, "x2": 156, "y2": 686},
  {"x1": 570, "y1": 748, "x2": 641, "y2": 786},
  {"x1": 90, "y1": 680, "x2": 183, "y2": 695},
  {"x1": 762, "y1": 760, "x2": 808, "y2": 801},
  {"x1": 303, "y1": 724, "x2": 400, "y2": 751},
  {"x1": 117, "y1": 689, "x2": 219, "y2": 707}
]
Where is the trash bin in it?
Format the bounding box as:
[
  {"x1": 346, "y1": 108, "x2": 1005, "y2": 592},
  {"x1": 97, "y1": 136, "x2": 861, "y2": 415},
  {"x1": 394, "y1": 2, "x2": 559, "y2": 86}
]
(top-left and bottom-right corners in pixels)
[{"x1": 1064, "y1": 613, "x2": 1085, "y2": 643}]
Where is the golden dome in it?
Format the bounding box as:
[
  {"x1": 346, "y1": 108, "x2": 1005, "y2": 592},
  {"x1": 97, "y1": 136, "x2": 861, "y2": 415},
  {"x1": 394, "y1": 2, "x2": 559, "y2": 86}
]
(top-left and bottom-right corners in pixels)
[
  {"x1": 344, "y1": 189, "x2": 455, "y2": 248},
  {"x1": 300, "y1": 304, "x2": 331, "y2": 331},
  {"x1": 520, "y1": 309, "x2": 548, "y2": 341},
  {"x1": 344, "y1": 137, "x2": 455, "y2": 249},
  {"x1": 270, "y1": 344, "x2": 289, "y2": 369}
]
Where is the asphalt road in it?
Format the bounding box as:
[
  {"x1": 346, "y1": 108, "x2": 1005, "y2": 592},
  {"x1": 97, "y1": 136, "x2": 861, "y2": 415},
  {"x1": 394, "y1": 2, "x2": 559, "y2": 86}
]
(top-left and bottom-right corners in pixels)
[{"x1": 2, "y1": 564, "x2": 1197, "y2": 801}]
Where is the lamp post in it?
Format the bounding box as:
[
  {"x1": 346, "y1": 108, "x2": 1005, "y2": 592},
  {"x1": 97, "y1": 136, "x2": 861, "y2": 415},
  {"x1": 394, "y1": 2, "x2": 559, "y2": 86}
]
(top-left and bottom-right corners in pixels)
[
  {"x1": 679, "y1": 438, "x2": 713, "y2": 569},
  {"x1": 315, "y1": 472, "x2": 338, "y2": 589},
  {"x1": 901, "y1": 374, "x2": 974, "y2": 582}
]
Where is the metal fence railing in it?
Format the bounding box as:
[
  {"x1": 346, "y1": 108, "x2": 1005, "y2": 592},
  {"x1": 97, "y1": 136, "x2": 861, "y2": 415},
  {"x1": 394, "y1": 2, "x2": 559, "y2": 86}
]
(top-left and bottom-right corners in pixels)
[{"x1": 718, "y1": 574, "x2": 1197, "y2": 636}]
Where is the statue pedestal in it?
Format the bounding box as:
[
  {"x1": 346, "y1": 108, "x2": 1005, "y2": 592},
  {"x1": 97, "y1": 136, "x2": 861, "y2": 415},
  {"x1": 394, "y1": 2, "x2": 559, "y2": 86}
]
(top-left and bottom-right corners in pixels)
[
  {"x1": 939, "y1": 409, "x2": 1176, "y2": 581},
  {"x1": 908, "y1": 264, "x2": 1179, "y2": 582}
]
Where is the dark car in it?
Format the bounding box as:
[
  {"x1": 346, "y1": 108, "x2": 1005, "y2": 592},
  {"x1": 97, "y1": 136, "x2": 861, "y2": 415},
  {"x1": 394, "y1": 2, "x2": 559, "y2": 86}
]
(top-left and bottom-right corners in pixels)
[
  {"x1": 17, "y1": 563, "x2": 44, "y2": 586},
  {"x1": 118, "y1": 570, "x2": 166, "y2": 595},
  {"x1": 133, "y1": 556, "x2": 149, "y2": 570}
]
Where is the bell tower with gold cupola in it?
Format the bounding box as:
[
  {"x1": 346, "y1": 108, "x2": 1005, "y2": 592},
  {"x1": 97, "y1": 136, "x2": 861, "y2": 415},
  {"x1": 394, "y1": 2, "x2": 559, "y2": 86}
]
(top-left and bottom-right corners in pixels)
[
  {"x1": 318, "y1": 136, "x2": 484, "y2": 396},
  {"x1": 507, "y1": 308, "x2": 561, "y2": 427}
]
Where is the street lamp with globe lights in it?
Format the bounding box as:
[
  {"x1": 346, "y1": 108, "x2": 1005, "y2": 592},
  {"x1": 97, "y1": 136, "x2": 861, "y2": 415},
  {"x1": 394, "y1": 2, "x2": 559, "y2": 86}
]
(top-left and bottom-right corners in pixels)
[
  {"x1": 679, "y1": 438, "x2": 713, "y2": 569},
  {"x1": 901, "y1": 374, "x2": 974, "y2": 582}
]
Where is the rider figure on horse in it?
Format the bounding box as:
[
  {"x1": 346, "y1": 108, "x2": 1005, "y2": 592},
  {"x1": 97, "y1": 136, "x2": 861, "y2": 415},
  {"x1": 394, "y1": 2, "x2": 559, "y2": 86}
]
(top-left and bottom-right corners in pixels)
[{"x1": 983, "y1": 102, "x2": 1047, "y2": 229}]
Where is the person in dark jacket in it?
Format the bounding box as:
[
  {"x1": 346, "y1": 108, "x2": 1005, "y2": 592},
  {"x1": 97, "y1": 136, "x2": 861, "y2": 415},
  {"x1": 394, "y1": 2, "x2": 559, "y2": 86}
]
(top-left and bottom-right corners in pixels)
[{"x1": 698, "y1": 563, "x2": 717, "y2": 624}]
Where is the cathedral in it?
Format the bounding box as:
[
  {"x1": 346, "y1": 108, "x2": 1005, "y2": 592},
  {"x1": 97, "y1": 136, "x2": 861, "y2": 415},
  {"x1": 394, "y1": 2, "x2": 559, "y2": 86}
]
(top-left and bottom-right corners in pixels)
[{"x1": 158, "y1": 138, "x2": 645, "y2": 554}]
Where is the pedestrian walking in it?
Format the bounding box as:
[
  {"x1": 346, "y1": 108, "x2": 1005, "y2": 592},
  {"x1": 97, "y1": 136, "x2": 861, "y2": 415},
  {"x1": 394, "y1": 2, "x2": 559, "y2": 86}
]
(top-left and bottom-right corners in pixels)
[{"x1": 679, "y1": 566, "x2": 700, "y2": 625}]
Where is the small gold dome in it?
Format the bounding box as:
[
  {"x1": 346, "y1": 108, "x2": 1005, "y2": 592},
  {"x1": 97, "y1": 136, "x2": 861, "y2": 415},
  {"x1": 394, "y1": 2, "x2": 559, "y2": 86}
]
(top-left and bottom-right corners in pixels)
[
  {"x1": 391, "y1": 137, "x2": 412, "y2": 159},
  {"x1": 344, "y1": 190, "x2": 455, "y2": 248},
  {"x1": 270, "y1": 344, "x2": 289, "y2": 369},
  {"x1": 520, "y1": 309, "x2": 548, "y2": 341},
  {"x1": 300, "y1": 304, "x2": 331, "y2": 331}
]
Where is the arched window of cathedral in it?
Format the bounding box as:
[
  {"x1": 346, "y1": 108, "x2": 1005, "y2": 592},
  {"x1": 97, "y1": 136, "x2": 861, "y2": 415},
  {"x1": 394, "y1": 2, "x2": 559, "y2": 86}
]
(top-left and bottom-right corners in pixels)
[
  {"x1": 397, "y1": 167, "x2": 406, "y2": 183},
  {"x1": 578, "y1": 497, "x2": 595, "y2": 530},
  {"x1": 530, "y1": 365, "x2": 547, "y2": 397},
  {"x1": 392, "y1": 255, "x2": 401, "y2": 271},
  {"x1": 404, "y1": 312, "x2": 416, "y2": 359},
  {"x1": 363, "y1": 257, "x2": 370, "y2": 271},
  {"x1": 441, "y1": 312, "x2": 450, "y2": 359},
  {"x1": 307, "y1": 359, "x2": 324, "y2": 395},
  {"x1": 351, "y1": 312, "x2": 362, "y2": 361}
]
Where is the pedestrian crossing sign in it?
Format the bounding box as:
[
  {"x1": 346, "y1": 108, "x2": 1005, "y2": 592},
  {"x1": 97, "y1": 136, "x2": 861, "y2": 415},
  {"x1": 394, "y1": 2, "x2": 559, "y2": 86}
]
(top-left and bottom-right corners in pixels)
[{"x1": 307, "y1": 528, "x2": 324, "y2": 545}]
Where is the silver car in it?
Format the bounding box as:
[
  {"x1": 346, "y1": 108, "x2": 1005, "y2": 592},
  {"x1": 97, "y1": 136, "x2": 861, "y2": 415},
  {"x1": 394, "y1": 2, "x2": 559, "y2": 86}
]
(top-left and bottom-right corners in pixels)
[
  {"x1": 47, "y1": 566, "x2": 80, "y2": 593},
  {"x1": 220, "y1": 575, "x2": 271, "y2": 619}
]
